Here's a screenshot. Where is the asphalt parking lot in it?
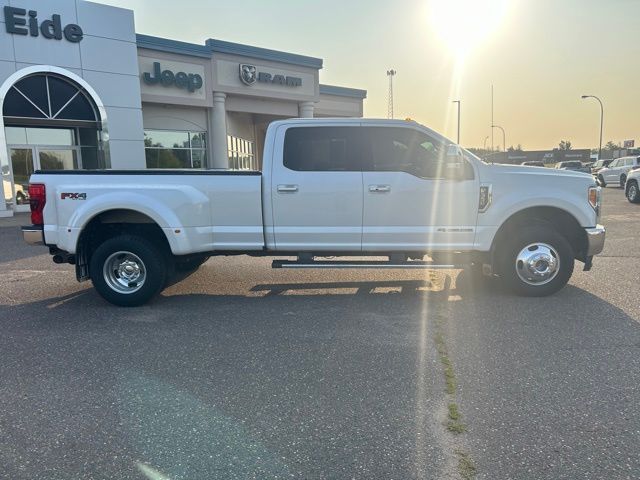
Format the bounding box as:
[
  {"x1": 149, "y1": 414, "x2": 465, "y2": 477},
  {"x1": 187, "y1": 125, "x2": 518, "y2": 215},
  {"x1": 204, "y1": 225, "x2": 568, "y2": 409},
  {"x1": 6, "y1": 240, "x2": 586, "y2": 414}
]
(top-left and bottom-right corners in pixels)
[{"x1": 0, "y1": 187, "x2": 638, "y2": 480}]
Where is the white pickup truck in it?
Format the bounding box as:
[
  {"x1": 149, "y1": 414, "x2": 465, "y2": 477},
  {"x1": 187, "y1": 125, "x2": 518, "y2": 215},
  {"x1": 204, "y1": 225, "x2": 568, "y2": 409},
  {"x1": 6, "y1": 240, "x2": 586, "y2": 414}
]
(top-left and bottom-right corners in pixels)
[{"x1": 22, "y1": 119, "x2": 605, "y2": 306}]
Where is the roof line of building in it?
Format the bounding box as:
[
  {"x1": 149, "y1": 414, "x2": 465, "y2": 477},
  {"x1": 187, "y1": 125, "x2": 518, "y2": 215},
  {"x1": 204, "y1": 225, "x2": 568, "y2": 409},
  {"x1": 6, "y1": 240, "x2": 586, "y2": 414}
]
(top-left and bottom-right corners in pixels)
[
  {"x1": 136, "y1": 34, "x2": 211, "y2": 58},
  {"x1": 136, "y1": 34, "x2": 323, "y2": 69},
  {"x1": 319, "y1": 84, "x2": 367, "y2": 99},
  {"x1": 206, "y1": 38, "x2": 323, "y2": 69}
]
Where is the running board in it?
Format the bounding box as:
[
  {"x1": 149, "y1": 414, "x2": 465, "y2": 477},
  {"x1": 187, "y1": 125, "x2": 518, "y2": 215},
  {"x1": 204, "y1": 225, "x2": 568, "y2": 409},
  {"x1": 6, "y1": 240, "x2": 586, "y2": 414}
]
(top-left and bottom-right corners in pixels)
[{"x1": 272, "y1": 260, "x2": 464, "y2": 269}]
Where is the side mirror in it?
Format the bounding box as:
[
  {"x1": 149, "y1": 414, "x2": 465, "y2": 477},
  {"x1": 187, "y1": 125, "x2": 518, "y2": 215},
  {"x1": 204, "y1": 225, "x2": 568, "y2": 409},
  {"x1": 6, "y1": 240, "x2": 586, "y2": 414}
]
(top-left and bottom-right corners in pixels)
[{"x1": 444, "y1": 144, "x2": 465, "y2": 178}]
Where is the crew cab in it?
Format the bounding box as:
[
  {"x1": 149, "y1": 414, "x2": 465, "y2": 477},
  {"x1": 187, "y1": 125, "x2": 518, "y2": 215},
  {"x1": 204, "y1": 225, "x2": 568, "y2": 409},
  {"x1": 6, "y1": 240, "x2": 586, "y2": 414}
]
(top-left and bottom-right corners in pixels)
[{"x1": 22, "y1": 119, "x2": 606, "y2": 306}]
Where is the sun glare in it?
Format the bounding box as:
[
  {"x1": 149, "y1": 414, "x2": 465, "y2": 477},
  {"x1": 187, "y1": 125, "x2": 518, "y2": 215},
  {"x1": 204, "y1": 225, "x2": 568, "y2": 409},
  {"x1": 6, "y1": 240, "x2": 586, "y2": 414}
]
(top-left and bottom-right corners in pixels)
[{"x1": 428, "y1": 0, "x2": 509, "y2": 58}]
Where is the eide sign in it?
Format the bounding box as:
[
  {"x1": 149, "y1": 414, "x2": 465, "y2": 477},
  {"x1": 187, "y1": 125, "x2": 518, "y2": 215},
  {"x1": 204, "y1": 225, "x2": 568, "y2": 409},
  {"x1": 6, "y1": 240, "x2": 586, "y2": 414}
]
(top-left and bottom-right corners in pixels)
[{"x1": 4, "y1": 6, "x2": 84, "y2": 43}]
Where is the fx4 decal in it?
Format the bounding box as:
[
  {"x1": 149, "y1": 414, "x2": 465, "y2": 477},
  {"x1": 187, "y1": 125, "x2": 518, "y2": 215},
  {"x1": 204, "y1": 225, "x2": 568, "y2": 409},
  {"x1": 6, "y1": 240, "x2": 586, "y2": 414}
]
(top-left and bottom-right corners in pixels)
[{"x1": 61, "y1": 192, "x2": 87, "y2": 200}]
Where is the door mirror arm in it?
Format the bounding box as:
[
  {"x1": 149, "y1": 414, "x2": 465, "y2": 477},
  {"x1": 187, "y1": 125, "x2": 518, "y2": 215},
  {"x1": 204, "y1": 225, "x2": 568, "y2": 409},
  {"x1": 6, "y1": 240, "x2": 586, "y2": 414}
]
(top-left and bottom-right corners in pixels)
[{"x1": 444, "y1": 144, "x2": 466, "y2": 180}]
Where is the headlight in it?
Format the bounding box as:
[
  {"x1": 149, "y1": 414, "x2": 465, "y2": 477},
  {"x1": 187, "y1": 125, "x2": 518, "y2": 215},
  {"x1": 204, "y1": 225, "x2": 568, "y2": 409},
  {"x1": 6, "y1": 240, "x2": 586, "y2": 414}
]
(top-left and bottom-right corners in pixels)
[{"x1": 588, "y1": 186, "x2": 601, "y2": 218}]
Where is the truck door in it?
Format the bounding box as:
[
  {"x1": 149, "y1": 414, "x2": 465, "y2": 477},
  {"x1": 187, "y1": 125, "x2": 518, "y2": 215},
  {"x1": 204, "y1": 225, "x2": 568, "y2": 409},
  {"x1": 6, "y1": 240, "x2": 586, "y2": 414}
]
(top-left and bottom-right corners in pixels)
[
  {"x1": 360, "y1": 126, "x2": 479, "y2": 251},
  {"x1": 270, "y1": 125, "x2": 363, "y2": 251}
]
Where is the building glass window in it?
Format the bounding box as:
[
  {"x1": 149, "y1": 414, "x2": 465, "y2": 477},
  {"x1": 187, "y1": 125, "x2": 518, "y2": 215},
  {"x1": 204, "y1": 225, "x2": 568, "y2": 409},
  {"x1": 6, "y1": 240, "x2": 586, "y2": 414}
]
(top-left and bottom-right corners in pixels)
[
  {"x1": 3, "y1": 74, "x2": 99, "y2": 126},
  {"x1": 144, "y1": 130, "x2": 207, "y2": 169},
  {"x1": 227, "y1": 135, "x2": 257, "y2": 170}
]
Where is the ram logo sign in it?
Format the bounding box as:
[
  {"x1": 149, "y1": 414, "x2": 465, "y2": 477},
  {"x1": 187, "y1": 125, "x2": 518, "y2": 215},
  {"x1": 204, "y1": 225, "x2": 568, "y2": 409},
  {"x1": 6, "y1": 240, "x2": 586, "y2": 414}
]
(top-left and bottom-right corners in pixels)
[{"x1": 239, "y1": 64, "x2": 302, "y2": 88}]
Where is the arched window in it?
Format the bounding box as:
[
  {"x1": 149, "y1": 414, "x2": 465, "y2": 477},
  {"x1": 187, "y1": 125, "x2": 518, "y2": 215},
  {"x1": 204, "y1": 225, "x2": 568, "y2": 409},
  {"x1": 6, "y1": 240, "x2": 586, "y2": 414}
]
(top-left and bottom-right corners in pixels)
[{"x1": 3, "y1": 73, "x2": 100, "y2": 128}]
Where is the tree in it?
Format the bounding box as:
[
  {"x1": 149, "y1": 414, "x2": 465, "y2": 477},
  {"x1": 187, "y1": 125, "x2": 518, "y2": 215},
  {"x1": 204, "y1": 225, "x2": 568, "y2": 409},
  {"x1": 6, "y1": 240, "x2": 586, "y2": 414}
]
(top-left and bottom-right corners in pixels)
[
  {"x1": 604, "y1": 141, "x2": 620, "y2": 151},
  {"x1": 558, "y1": 140, "x2": 572, "y2": 150},
  {"x1": 507, "y1": 144, "x2": 523, "y2": 152}
]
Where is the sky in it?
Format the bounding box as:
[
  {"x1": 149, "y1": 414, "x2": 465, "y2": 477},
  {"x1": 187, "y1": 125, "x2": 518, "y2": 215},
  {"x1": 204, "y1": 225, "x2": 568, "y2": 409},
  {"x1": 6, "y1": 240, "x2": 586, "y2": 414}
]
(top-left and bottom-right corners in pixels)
[{"x1": 99, "y1": 0, "x2": 640, "y2": 151}]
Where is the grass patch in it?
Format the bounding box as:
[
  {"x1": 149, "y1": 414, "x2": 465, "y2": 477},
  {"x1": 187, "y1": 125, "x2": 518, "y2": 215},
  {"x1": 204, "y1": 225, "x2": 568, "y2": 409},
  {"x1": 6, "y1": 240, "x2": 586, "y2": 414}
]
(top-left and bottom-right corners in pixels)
[
  {"x1": 434, "y1": 329, "x2": 457, "y2": 395},
  {"x1": 447, "y1": 420, "x2": 467, "y2": 434},
  {"x1": 455, "y1": 449, "x2": 477, "y2": 479},
  {"x1": 447, "y1": 403, "x2": 460, "y2": 421},
  {"x1": 447, "y1": 402, "x2": 466, "y2": 433}
]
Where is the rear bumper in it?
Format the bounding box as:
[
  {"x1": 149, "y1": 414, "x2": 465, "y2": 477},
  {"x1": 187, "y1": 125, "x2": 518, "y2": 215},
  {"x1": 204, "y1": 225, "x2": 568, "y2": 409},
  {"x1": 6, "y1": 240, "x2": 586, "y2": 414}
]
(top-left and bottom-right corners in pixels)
[
  {"x1": 585, "y1": 225, "x2": 605, "y2": 256},
  {"x1": 22, "y1": 225, "x2": 45, "y2": 245}
]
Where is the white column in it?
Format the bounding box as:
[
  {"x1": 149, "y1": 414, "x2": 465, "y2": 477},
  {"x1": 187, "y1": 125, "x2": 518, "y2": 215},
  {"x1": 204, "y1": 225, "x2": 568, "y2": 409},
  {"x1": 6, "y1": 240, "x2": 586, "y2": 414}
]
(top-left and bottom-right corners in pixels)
[
  {"x1": 298, "y1": 101, "x2": 315, "y2": 118},
  {"x1": 210, "y1": 92, "x2": 229, "y2": 169}
]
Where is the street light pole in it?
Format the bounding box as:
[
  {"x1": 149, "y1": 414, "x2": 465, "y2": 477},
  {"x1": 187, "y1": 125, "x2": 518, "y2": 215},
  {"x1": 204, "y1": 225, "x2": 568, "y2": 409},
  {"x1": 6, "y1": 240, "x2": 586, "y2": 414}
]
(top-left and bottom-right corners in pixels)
[
  {"x1": 581, "y1": 95, "x2": 604, "y2": 160},
  {"x1": 483, "y1": 135, "x2": 489, "y2": 150},
  {"x1": 492, "y1": 124, "x2": 506, "y2": 152},
  {"x1": 452, "y1": 100, "x2": 461, "y2": 144}
]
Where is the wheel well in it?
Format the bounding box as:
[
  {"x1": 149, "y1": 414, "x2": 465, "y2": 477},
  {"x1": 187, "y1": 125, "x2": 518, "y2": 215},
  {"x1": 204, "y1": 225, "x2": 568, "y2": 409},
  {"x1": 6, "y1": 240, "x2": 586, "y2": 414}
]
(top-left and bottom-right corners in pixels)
[
  {"x1": 492, "y1": 207, "x2": 588, "y2": 262},
  {"x1": 75, "y1": 209, "x2": 171, "y2": 280}
]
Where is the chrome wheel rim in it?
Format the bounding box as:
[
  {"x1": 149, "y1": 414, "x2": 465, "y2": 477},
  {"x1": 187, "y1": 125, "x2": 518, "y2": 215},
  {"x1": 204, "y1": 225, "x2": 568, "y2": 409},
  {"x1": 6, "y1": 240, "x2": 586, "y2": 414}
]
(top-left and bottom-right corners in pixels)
[
  {"x1": 628, "y1": 184, "x2": 638, "y2": 200},
  {"x1": 515, "y1": 243, "x2": 560, "y2": 286},
  {"x1": 103, "y1": 251, "x2": 146, "y2": 294}
]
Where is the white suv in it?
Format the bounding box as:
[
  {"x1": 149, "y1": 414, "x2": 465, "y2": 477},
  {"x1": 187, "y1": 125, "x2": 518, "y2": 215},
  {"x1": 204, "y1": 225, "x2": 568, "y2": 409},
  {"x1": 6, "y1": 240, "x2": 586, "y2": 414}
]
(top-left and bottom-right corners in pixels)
[
  {"x1": 597, "y1": 156, "x2": 640, "y2": 187},
  {"x1": 625, "y1": 166, "x2": 640, "y2": 203}
]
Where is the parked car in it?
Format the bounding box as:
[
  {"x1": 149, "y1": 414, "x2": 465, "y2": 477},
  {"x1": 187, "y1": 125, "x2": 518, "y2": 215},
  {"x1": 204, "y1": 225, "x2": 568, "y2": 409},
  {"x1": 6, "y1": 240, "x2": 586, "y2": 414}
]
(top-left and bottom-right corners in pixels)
[
  {"x1": 596, "y1": 156, "x2": 640, "y2": 187},
  {"x1": 521, "y1": 160, "x2": 545, "y2": 167},
  {"x1": 22, "y1": 118, "x2": 605, "y2": 306},
  {"x1": 624, "y1": 165, "x2": 640, "y2": 203},
  {"x1": 554, "y1": 161, "x2": 590, "y2": 174},
  {"x1": 591, "y1": 158, "x2": 612, "y2": 175}
]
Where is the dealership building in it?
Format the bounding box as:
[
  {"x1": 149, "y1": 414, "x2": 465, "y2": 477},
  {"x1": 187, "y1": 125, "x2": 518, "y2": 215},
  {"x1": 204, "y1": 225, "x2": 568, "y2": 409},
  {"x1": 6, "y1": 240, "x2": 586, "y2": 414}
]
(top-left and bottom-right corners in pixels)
[{"x1": 0, "y1": 0, "x2": 367, "y2": 215}]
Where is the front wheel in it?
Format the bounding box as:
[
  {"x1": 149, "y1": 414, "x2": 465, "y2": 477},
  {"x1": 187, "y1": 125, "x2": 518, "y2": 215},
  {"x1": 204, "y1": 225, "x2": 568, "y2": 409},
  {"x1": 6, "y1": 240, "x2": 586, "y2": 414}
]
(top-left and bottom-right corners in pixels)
[
  {"x1": 627, "y1": 180, "x2": 640, "y2": 203},
  {"x1": 597, "y1": 175, "x2": 606, "y2": 187},
  {"x1": 497, "y1": 225, "x2": 574, "y2": 297},
  {"x1": 620, "y1": 175, "x2": 627, "y2": 188},
  {"x1": 90, "y1": 234, "x2": 168, "y2": 307}
]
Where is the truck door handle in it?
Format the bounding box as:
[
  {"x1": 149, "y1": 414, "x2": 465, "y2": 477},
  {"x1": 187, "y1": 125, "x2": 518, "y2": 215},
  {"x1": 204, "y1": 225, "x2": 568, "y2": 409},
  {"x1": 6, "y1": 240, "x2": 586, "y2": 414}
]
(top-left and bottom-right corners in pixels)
[
  {"x1": 369, "y1": 185, "x2": 391, "y2": 193},
  {"x1": 277, "y1": 184, "x2": 299, "y2": 193}
]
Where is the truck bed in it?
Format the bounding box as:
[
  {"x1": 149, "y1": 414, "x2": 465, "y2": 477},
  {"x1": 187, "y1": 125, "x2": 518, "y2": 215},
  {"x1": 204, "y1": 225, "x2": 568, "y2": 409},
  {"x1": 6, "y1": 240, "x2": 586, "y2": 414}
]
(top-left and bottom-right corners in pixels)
[{"x1": 31, "y1": 169, "x2": 265, "y2": 255}]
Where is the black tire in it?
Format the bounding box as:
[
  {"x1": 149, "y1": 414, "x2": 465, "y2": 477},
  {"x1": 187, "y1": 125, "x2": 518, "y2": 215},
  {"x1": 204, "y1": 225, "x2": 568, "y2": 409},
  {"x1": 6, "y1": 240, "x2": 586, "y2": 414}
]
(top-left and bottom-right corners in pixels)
[
  {"x1": 597, "y1": 175, "x2": 606, "y2": 187},
  {"x1": 620, "y1": 175, "x2": 627, "y2": 188},
  {"x1": 90, "y1": 234, "x2": 168, "y2": 307},
  {"x1": 497, "y1": 225, "x2": 574, "y2": 297},
  {"x1": 626, "y1": 180, "x2": 640, "y2": 203}
]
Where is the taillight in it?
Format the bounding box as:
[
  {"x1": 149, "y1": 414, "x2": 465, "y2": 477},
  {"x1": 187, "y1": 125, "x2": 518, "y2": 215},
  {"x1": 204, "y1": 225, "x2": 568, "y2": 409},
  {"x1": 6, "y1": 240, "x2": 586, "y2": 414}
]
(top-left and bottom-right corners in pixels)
[{"x1": 28, "y1": 183, "x2": 46, "y2": 225}]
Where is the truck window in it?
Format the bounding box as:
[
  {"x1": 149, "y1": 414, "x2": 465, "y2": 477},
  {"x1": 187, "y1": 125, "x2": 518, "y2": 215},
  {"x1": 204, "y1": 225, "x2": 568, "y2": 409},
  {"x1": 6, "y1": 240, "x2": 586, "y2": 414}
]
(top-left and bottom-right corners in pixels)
[
  {"x1": 283, "y1": 127, "x2": 360, "y2": 171},
  {"x1": 361, "y1": 127, "x2": 455, "y2": 179}
]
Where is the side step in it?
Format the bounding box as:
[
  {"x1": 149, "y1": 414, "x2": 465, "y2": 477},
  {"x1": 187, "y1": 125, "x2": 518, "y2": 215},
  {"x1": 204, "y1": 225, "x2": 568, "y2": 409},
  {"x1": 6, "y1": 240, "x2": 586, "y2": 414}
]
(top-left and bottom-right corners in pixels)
[{"x1": 272, "y1": 259, "x2": 464, "y2": 269}]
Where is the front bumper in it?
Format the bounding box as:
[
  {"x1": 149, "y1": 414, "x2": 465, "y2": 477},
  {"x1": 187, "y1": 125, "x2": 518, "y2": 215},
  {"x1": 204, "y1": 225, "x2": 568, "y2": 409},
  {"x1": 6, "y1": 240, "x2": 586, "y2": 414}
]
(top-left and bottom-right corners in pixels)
[
  {"x1": 22, "y1": 225, "x2": 45, "y2": 245},
  {"x1": 585, "y1": 225, "x2": 606, "y2": 256}
]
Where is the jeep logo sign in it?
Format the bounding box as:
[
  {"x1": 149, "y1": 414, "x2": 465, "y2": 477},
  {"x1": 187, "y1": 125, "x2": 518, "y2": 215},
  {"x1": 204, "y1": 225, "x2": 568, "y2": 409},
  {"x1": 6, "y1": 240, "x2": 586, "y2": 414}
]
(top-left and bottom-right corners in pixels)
[
  {"x1": 239, "y1": 64, "x2": 302, "y2": 88},
  {"x1": 143, "y1": 62, "x2": 203, "y2": 93},
  {"x1": 4, "y1": 6, "x2": 83, "y2": 43}
]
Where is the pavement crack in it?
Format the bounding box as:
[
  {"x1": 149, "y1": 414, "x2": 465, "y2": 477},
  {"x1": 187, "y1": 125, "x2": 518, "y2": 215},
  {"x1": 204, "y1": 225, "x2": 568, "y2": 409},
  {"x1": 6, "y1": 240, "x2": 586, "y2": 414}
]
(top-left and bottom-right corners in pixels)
[{"x1": 432, "y1": 313, "x2": 477, "y2": 479}]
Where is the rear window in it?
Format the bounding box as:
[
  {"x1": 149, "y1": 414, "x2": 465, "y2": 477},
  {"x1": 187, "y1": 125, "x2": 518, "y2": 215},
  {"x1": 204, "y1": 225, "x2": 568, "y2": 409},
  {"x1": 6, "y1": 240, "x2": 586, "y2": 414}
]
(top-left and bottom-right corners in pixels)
[{"x1": 283, "y1": 127, "x2": 360, "y2": 171}]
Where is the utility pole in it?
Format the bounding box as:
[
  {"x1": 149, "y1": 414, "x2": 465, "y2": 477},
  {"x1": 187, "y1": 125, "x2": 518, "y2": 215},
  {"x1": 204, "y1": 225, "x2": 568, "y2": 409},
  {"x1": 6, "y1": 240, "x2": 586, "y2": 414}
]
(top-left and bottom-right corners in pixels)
[
  {"x1": 581, "y1": 95, "x2": 604, "y2": 160},
  {"x1": 387, "y1": 69, "x2": 396, "y2": 119},
  {"x1": 452, "y1": 100, "x2": 461, "y2": 144}
]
